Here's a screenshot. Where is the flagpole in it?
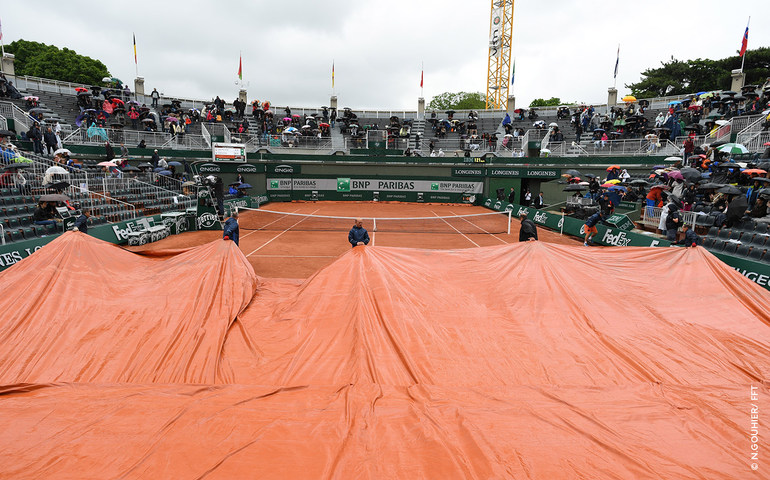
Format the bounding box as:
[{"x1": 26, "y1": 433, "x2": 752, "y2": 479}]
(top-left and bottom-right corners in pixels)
[
  {"x1": 740, "y1": 17, "x2": 750, "y2": 73},
  {"x1": 420, "y1": 61, "x2": 423, "y2": 98},
  {"x1": 613, "y1": 44, "x2": 619, "y2": 90},
  {"x1": 332, "y1": 59, "x2": 335, "y2": 96}
]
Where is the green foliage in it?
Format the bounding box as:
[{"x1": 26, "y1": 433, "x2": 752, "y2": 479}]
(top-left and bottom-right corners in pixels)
[
  {"x1": 626, "y1": 47, "x2": 770, "y2": 98},
  {"x1": 5, "y1": 39, "x2": 111, "y2": 85},
  {"x1": 529, "y1": 97, "x2": 564, "y2": 107},
  {"x1": 428, "y1": 91, "x2": 486, "y2": 110}
]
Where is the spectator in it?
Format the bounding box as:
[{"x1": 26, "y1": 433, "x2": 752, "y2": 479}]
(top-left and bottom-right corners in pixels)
[
  {"x1": 664, "y1": 201, "x2": 681, "y2": 242},
  {"x1": 138, "y1": 139, "x2": 147, "y2": 149},
  {"x1": 348, "y1": 218, "x2": 370, "y2": 247},
  {"x1": 675, "y1": 224, "x2": 701, "y2": 247},
  {"x1": 43, "y1": 127, "x2": 58, "y2": 155},
  {"x1": 748, "y1": 197, "x2": 767, "y2": 218},
  {"x1": 523, "y1": 189, "x2": 532, "y2": 206},
  {"x1": 151, "y1": 149, "x2": 160, "y2": 167},
  {"x1": 28, "y1": 123, "x2": 43, "y2": 155},
  {"x1": 508, "y1": 187, "x2": 516, "y2": 204},
  {"x1": 120, "y1": 143, "x2": 129, "y2": 158},
  {"x1": 222, "y1": 210, "x2": 240, "y2": 246},
  {"x1": 518, "y1": 213, "x2": 538, "y2": 242},
  {"x1": 151, "y1": 88, "x2": 160, "y2": 108},
  {"x1": 104, "y1": 141, "x2": 115, "y2": 162},
  {"x1": 158, "y1": 157, "x2": 168, "y2": 169},
  {"x1": 33, "y1": 201, "x2": 59, "y2": 226}
]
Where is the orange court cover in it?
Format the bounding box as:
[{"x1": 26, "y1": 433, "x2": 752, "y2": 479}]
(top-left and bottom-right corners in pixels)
[{"x1": 0, "y1": 232, "x2": 768, "y2": 479}]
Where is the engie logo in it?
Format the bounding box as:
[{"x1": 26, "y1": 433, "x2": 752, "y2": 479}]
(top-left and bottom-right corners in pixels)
[
  {"x1": 274, "y1": 164, "x2": 294, "y2": 174},
  {"x1": 199, "y1": 164, "x2": 220, "y2": 173},
  {"x1": 533, "y1": 212, "x2": 547, "y2": 224},
  {"x1": 197, "y1": 212, "x2": 218, "y2": 229},
  {"x1": 602, "y1": 229, "x2": 632, "y2": 246},
  {"x1": 236, "y1": 164, "x2": 258, "y2": 173}
]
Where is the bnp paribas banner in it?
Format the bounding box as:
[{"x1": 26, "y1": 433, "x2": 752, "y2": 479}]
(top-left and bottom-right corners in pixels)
[
  {"x1": 267, "y1": 178, "x2": 483, "y2": 194},
  {"x1": 481, "y1": 196, "x2": 770, "y2": 292}
]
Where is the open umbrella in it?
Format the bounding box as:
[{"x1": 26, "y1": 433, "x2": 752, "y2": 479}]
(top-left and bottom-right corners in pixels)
[
  {"x1": 664, "y1": 156, "x2": 682, "y2": 162},
  {"x1": 601, "y1": 182, "x2": 616, "y2": 188},
  {"x1": 122, "y1": 165, "x2": 140, "y2": 172},
  {"x1": 237, "y1": 183, "x2": 253, "y2": 189},
  {"x1": 158, "y1": 170, "x2": 172, "y2": 176},
  {"x1": 166, "y1": 117, "x2": 179, "y2": 123},
  {"x1": 750, "y1": 177, "x2": 770, "y2": 184},
  {"x1": 141, "y1": 118, "x2": 156, "y2": 124},
  {"x1": 23, "y1": 96, "x2": 39, "y2": 101},
  {"x1": 97, "y1": 161, "x2": 117, "y2": 167},
  {"x1": 53, "y1": 148, "x2": 72, "y2": 156},
  {"x1": 138, "y1": 162, "x2": 153, "y2": 169},
  {"x1": 628, "y1": 179, "x2": 649, "y2": 185},
  {"x1": 721, "y1": 91, "x2": 737, "y2": 96},
  {"x1": 667, "y1": 170, "x2": 684, "y2": 181},
  {"x1": 718, "y1": 143, "x2": 749, "y2": 155},
  {"x1": 650, "y1": 184, "x2": 670, "y2": 190},
  {"x1": 45, "y1": 166, "x2": 69, "y2": 175},
  {"x1": 564, "y1": 169, "x2": 582, "y2": 177},
  {"x1": 742, "y1": 169, "x2": 767, "y2": 175},
  {"x1": 39, "y1": 193, "x2": 70, "y2": 202},
  {"x1": 697, "y1": 183, "x2": 725, "y2": 190},
  {"x1": 608, "y1": 185, "x2": 627, "y2": 192},
  {"x1": 563, "y1": 185, "x2": 587, "y2": 192},
  {"x1": 622, "y1": 95, "x2": 636, "y2": 102},
  {"x1": 167, "y1": 161, "x2": 183, "y2": 167},
  {"x1": 182, "y1": 181, "x2": 196, "y2": 187},
  {"x1": 0, "y1": 163, "x2": 32, "y2": 171},
  {"x1": 75, "y1": 87, "x2": 88, "y2": 93},
  {"x1": 605, "y1": 165, "x2": 620, "y2": 171},
  {"x1": 717, "y1": 185, "x2": 742, "y2": 195},
  {"x1": 678, "y1": 167, "x2": 702, "y2": 183},
  {"x1": 548, "y1": 122, "x2": 559, "y2": 127},
  {"x1": 583, "y1": 173, "x2": 597, "y2": 179}
]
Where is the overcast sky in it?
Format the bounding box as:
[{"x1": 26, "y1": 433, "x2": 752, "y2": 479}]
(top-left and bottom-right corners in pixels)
[{"x1": 2, "y1": 1, "x2": 767, "y2": 110}]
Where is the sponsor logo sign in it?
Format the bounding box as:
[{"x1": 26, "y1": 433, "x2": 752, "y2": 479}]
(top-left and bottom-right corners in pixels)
[
  {"x1": 197, "y1": 212, "x2": 219, "y2": 229},
  {"x1": 337, "y1": 178, "x2": 351, "y2": 192}
]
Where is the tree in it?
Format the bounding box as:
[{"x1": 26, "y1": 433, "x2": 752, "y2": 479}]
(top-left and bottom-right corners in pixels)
[
  {"x1": 626, "y1": 47, "x2": 770, "y2": 98},
  {"x1": 428, "y1": 92, "x2": 486, "y2": 110},
  {"x1": 4, "y1": 40, "x2": 111, "y2": 85},
  {"x1": 529, "y1": 97, "x2": 564, "y2": 107}
]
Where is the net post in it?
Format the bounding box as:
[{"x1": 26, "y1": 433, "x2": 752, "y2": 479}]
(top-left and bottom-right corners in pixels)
[
  {"x1": 507, "y1": 209, "x2": 511, "y2": 235},
  {"x1": 561, "y1": 210, "x2": 564, "y2": 236},
  {"x1": 372, "y1": 218, "x2": 377, "y2": 232}
]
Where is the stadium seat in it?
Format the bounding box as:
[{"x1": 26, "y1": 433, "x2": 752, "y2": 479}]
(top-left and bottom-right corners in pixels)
[
  {"x1": 707, "y1": 226, "x2": 719, "y2": 237},
  {"x1": 7, "y1": 217, "x2": 19, "y2": 229},
  {"x1": 702, "y1": 237, "x2": 715, "y2": 249},
  {"x1": 3, "y1": 206, "x2": 18, "y2": 217},
  {"x1": 756, "y1": 223, "x2": 768, "y2": 235},
  {"x1": 751, "y1": 235, "x2": 767, "y2": 248},
  {"x1": 709, "y1": 239, "x2": 726, "y2": 252},
  {"x1": 0, "y1": 188, "x2": 9, "y2": 197},
  {"x1": 717, "y1": 228, "x2": 730, "y2": 240},
  {"x1": 728, "y1": 230, "x2": 742, "y2": 242},
  {"x1": 9, "y1": 230, "x2": 22, "y2": 243},
  {"x1": 748, "y1": 248, "x2": 764, "y2": 261},
  {"x1": 18, "y1": 215, "x2": 32, "y2": 226},
  {"x1": 45, "y1": 224, "x2": 58, "y2": 234},
  {"x1": 741, "y1": 220, "x2": 756, "y2": 231},
  {"x1": 9, "y1": 188, "x2": 19, "y2": 196},
  {"x1": 20, "y1": 227, "x2": 36, "y2": 240},
  {"x1": 736, "y1": 244, "x2": 750, "y2": 257},
  {"x1": 33, "y1": 225, "x2": 48, "y2": 237},
  {"x1": 723, "y1": 242, "x2": 738, "y2": 255}
]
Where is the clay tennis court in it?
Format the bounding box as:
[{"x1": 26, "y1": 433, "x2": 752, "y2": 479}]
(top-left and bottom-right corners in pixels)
[{"x1": 130, "y1": 201, "x2": 582, "y2": 277}]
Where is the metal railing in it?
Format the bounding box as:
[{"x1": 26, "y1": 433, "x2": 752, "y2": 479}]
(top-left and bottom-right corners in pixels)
[
  {"x1": 640, "y1": 206, "x2": 707, "y2": 230},
  {"x1": 200, "y1": 123, "x2": 212, "y2": 147},
  {"x1": 0, "y1": 101, "x2": 35, "y2": 132},
  {"x1": 743, "y1": 131, "x2": 770, "y2": 154}
]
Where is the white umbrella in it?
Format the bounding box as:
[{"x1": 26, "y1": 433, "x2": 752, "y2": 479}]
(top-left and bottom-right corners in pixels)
[
  {"x1": 714, "y1": 120, "x2": 729, "y2": 126},
  {"x1": 53, "y1": 148, "x2": 72, "y2": 156},
  {"x1": 664, "y1": 156, "x2": 682, "y2": 162},
  {"x1": 549, "y1": 122, "x2": 559, "y2": 127},
  {"x1": 97, "y1": 161, "x2": 118, "y2": 167},
  {"x1": 45, "y1": 166, "x2": 69, "y2": 175}
]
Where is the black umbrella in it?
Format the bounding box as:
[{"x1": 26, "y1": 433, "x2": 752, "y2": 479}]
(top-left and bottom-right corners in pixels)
[
  {"x1": 629, "y1": 179, "x2": 649, "y2": 185},
  {"x1": 39, "y1": 193, "x2": 70, "y2": 202},
  {"x1": 721, "y1": 91, "x2": 737, "y2": 96},
  {"x1": 77, "y1": 91, "x2": 91, "y2": 97},
  {"x1": 564, "y1": 169, "x2": 582, "y2": 177},
  {"x1": 138, "y1": 162, "x2": 153, "y2": 169},
  {"x1": 717, "y1": 185, "x2": 742, "y2": 195},
  {"x1": 47, "y1": 181, "x2": 71, "y2": 191},
  {"x1": 708, "y1": 140, "x2": 728, "y2": 148},
  {"x1": 583, "y1": 173, "x2": 597, "y2": 178},
  {"x1": 750, "y1": 177, "x2": 770, "y2": 184},
  {"x1": 0, "y1": 129, "x2": 16, "y2": 137},
  {"x1": 678, "y1": 167, "x2": 702, "y2": 183},
  {"x1": 0, "y1": 163, "x2": 31, "y2": 171},
  {"x1": 122, "y1": 165, "x2": 140, "y2": 172}
]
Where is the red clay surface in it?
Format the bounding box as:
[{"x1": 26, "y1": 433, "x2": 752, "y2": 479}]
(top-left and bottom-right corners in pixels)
[{"x1": 128, "y1": 202, "x2": 582, "y2": 278}]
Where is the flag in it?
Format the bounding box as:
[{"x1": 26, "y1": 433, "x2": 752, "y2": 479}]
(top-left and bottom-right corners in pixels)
[
  {"x1": 133, "y1": 33, "x2": 137, "y2": 64},
  {"x1": 613, "y1": 45, "x2": 620, "y2": 79},
  {"x1": 0, "y1": 18, "x2": 3, "y2": 42},
  {"x1": 738, "y1": 25, "x2": 749, "y2": 57},
  {"x1": 238, "y1": 55, "x2": 242, "y2": 80},
  {"x1": 420, "y1": 69, "x2": 423, "y2": 88},
  {"x1": 332, "y1": 62, "x2": 335, "y2": 88},
  {"x1": 511, "y1": 58, "x2": 515, "y2": 85}
]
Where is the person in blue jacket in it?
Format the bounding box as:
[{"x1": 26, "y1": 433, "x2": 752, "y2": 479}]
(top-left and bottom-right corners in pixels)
[
  {"x1": 675, "y1": 224, "x2": 701, "y2": 247},
  {"x1": 222, "y1": 210, "x2": 240, "y2": 246},
  {"x1": 348, "y1": 218, "x2": 370, "y2": 247}
]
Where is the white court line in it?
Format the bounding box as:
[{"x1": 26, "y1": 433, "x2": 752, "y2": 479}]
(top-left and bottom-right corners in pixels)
[
  {"x1": 239, "y1": 206, "x2": 305, "y2": 240},
  {"x1": 371, "y1": 231, "x2": 375, "y2": 246},
  {"x1": 431, "y1": 211, "x2": 480, "y2": 247},
  {"x1": 250, "y1": 255, "x2": 338, "y2": 258},
  {"x1": 245, "y1": 208, "x2": 321, "y2": 257},
  {"x1": 449, "y1": 210, "x2": 510, "y2": 244}
]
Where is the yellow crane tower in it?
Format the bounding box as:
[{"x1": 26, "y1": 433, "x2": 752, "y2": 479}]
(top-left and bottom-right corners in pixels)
[{"x1": 486, "y1": 0, "x2": 515, "y2": 110}]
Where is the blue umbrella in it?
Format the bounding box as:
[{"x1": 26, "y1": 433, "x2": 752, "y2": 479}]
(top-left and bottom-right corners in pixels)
[
  {"x1": 237, "y1": 183, "x2": 252, "y2": 189},
  {"x1": 608, "y1": 185, "x2": 627, "y2": 192},
  {"x1": 153, "y1": 167, "x2": 164, "y2": 172},
  {"x1": 669, "y1": 100, "x2": 682, "y2": 105},
  {"x1": 158, "y1": 170, "x2": 172, "y2": 176},
  {"x1": 167, "y1": 161, "x2": 183, "y2": 167}
]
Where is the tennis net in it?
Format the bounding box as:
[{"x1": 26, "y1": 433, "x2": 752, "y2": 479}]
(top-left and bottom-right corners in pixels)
[{"x1": 236, "y1": 207, "x2": 512, "y2": 235}]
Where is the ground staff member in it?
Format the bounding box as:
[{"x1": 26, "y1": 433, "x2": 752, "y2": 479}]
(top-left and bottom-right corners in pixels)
[{"x1": 348, "y1": 218, "x2": 370, "y2": 247}]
